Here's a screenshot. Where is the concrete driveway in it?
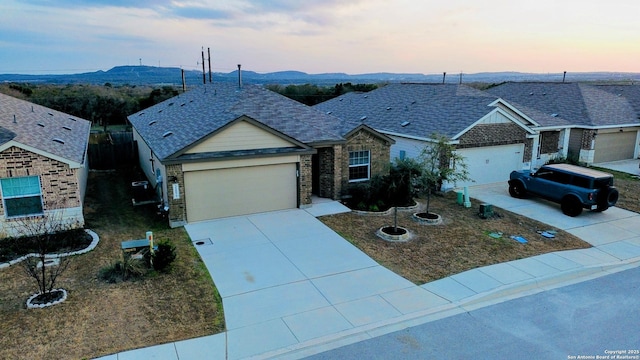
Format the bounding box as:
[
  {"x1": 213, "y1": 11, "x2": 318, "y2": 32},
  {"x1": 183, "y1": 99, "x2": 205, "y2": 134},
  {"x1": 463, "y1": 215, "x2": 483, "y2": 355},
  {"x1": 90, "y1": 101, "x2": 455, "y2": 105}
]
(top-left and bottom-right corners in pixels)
[
  {"x1": 596, "y1": 158, "x2": 640, "y2": 176},
  {"x1": 101, "y1": 187, "x2": 640, "y2": 360},
  {"x1": 184, "y1": 205, "x2": 444, "y2": 359},
  {"x1": 469, "y1": 182, "x2": 640, "y2": 247}
]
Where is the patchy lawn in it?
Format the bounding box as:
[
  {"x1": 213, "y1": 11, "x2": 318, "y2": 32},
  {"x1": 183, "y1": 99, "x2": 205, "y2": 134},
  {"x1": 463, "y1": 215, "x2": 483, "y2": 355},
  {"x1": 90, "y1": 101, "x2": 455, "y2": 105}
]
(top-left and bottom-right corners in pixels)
[
  {"x1": 320, "y1": 191, "x2": 592, "y2": 285},
  {"x1": 593, "y1": 167, "x2": 640, "y2": 214},
  {"x1": 321, "y1": 168, "x2": 640, "y2": 285},
  {"x1": 0, "y1": 170, "x2": 224, "y2": 360}
]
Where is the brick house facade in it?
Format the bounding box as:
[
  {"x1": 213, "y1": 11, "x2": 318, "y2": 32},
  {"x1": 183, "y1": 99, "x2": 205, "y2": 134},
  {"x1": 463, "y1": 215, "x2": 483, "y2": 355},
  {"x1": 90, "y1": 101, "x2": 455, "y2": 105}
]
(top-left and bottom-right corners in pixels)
[
  {"x1": 0, "y1": 147, "x2": 85, "y2": 237},
  {"x1": 0, "y1": 93, "x2": 90, "y2": 237},
  {"x1": 130, "y1": 84, "x2": 394, "y2": 226},
  {"x1": 457, "y1": 123, "x2": 531, "y2": 161}
]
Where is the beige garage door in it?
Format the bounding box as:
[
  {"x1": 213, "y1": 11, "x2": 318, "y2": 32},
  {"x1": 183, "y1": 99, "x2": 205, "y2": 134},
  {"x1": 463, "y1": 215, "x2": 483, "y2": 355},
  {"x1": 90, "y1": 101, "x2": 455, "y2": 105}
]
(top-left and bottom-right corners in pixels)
[
  {"x1": 594, "y1": 131, "x2": 637, "y2": 163},
  {"x1": 184, "y1": 163, "x2": 297, "y2": 222}
]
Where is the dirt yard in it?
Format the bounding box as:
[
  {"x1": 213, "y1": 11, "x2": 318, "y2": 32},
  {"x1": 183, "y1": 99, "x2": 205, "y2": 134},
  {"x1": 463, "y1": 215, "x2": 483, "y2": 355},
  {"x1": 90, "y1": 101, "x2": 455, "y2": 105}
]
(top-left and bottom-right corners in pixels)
[
  {"x1": 0, "y1": 170, "x2": 224, "y2": 360},
  {"x1": 320, "y1": 191, "x2": 592, "y2": 285}
]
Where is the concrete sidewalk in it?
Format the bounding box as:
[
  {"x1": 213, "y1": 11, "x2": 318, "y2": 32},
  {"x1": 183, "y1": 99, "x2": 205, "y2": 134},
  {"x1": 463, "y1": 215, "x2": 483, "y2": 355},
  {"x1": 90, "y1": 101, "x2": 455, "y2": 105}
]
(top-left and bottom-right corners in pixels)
[{"x1": 96, "y1": 188, "x2": 640, "y2": 360}]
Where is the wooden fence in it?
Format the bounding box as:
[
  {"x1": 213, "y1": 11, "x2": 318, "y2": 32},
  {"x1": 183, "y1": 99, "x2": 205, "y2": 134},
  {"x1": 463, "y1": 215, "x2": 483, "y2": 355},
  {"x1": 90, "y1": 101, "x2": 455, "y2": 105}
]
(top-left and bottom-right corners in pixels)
[{"x1": 88, "y1": 131, "x2": 136, "y2": 170}]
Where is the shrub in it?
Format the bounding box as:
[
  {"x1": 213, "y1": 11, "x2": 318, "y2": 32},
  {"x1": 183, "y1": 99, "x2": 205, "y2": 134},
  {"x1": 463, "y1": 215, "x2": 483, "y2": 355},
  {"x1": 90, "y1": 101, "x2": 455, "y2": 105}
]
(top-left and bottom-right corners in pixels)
[
  {"x1": 99, "y1": 255, "x2": 147, "y2": 283},
  {"x1": 151, "y1": 240, "x2": 176, "y2": 272}
]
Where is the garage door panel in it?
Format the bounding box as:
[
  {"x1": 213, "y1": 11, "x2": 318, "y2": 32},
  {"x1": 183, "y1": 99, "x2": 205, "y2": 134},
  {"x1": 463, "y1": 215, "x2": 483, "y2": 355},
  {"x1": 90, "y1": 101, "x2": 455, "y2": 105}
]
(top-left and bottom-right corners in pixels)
[
  {"x1": 457, "y1": 144, "x2": 524, "y2": 187},
  {"x1": 185, "y1": 163, "x2": 297, "y2": 222},
  {"x1": 594, "y1": 132, "x2": 636, "y2": 163}
]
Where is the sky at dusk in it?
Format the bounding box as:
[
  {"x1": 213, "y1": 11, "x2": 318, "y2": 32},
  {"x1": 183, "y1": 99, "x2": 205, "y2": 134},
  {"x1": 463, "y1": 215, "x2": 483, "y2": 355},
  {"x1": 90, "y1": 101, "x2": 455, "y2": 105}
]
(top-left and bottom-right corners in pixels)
[{"x1": 1, "y1": 0, "x2": 639, "y2": 75}]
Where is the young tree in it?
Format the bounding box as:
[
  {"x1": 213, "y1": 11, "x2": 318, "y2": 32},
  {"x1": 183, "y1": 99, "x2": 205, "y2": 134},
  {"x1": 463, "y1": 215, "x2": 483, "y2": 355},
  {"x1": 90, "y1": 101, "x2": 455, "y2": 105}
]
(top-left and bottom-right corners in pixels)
[
  {"x1": 18, "y1": 210, "x2": 75, "y2": 304},
  {"x1": 417, "y1": 134, "x2": 472, "y2": 214},
  {"x1": 386, "y1": 158, "x2": 423, "y2": 231}
]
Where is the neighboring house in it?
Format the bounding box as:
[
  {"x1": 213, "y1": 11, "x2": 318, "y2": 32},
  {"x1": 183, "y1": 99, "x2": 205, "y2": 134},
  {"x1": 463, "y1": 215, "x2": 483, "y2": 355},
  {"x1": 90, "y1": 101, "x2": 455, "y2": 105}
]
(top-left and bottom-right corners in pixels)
[
  {"x1": 486, "y1": 82, "x2": 640, "y2": 165},
  {"x1": 128, "y1": 83, "x2": 393, "y2": 227},
  {"x1": 0, "y1": 93, "x2": 91, "y2": 237},
  {"x1": 315, "y1": 83, "x2": 541, "y2": 188}
]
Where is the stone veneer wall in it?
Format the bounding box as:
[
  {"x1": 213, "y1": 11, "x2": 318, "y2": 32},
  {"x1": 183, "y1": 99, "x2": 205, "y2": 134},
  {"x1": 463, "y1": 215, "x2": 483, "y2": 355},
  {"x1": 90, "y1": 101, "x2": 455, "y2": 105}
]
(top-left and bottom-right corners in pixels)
[
  {"x1": 299, "y1": 154, "x2": 312, "y2": 206},
  {"x1": 457, "y1": 123, "x2": 531, "y2": 161},
  {"x1": 582, "y1": 130, "x2": 597, "y2": 150},
  {"x1": 540, "y1": 131, "x2": 560, "y2": 154},
  {"x1": 317, "y1": 146, "x2": 343, "y2": 199},
  {"x1": 342, "y1": 130, "x2": 391, "y2": 195},
  {"x1": 0, "y1": 146, "x2": 84, "y2": 235},
  {"x1": 165, "y1": 163, "x2": 187, "y2": 228}
]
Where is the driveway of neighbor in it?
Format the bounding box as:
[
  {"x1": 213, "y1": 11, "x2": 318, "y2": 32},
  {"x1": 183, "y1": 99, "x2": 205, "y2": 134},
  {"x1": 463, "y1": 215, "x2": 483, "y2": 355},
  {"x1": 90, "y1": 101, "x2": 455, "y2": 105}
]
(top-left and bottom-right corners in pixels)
[
  {"x1": 595, "y1": 158, "x2": 640, "y2": 176},
  {"x1": 469, "y1": 182, "x2": 640, "y2": 248},
  {"x1": 185, "y1": 205, "x2": 443, "y2": 360}
]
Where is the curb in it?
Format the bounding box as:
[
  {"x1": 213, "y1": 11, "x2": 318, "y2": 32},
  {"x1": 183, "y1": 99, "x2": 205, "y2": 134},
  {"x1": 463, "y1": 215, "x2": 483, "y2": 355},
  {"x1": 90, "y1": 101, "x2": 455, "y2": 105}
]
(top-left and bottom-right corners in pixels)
[{"x1": 256, "y1": 257, "x2": 640, "y2": 360}]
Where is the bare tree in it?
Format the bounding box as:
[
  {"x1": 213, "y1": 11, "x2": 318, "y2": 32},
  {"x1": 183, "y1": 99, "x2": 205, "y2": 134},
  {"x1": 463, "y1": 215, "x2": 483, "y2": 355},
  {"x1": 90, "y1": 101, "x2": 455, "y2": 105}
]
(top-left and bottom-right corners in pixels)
[{"x1": 18, "y1": 210, "x2": 75, "y2": 303}]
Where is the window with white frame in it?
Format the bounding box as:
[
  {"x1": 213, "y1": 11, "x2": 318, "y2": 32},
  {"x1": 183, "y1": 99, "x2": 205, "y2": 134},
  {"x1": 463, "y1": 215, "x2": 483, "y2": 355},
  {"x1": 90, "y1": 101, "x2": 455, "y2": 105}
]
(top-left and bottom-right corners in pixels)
[
  {"x1": 348, "y1": 150, "x2": 370, "y2": 182},
  {"x1": 0, "y1": 176, "x2": 44, "y2": 217}
]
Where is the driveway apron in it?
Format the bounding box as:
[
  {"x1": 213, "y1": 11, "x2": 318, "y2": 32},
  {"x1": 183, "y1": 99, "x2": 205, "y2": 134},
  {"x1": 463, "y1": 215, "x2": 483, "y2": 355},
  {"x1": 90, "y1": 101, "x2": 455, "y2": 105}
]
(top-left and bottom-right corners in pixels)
[{"x1": 185, "y1": 207, "x2": 432, "y2": 359}]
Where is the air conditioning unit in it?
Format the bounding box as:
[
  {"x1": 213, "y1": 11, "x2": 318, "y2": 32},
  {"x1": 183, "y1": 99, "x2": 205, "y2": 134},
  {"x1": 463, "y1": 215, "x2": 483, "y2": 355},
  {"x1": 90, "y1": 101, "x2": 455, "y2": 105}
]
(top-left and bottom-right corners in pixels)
[{"x1": 131, "y1": 181, "x2": 149, "y2": 203}]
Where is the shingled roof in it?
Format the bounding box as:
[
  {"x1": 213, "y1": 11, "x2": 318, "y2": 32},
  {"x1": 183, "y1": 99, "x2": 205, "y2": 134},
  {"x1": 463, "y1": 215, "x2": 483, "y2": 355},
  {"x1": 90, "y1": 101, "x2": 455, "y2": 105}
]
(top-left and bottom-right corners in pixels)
[
  {"x1": 128, "y1": 83, "x2": 355, "y2": 161},
  {"x1": 0, "y1": 93, "x2": 91, "y2": 166},
  {"x1": 314, "y1": 83, "x2": 506, "y2": 139},
  {"x1": 593, "y1": 84, "x2": 640, "y2": 120},
  {"x1": 485, "y1": 82, "x2": 639, "y2": 128}
]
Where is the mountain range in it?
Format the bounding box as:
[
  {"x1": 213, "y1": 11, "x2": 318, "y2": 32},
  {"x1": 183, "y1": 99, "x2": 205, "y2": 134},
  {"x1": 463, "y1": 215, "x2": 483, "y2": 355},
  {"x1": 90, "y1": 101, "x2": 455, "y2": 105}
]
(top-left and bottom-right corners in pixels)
[{"x1": 1, "y1": 65, "x2": 638, "y2": 86}]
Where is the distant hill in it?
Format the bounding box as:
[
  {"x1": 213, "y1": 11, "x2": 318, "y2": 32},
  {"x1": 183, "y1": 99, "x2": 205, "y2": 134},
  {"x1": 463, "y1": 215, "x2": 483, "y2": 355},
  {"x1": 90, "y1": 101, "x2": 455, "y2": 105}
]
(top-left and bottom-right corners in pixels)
[{"x1": 1, "y1": 65, "x2": 638, "y2": 86}]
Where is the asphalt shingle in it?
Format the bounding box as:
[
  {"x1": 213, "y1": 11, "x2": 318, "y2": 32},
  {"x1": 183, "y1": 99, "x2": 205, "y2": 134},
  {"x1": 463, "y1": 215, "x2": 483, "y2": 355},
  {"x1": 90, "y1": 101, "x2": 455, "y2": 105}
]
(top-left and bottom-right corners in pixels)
[
  {"x1": 486, "y1": 82, "x2": 638, "y2": 127},
  {"x1": 314, "y1": 83, "x2": 501, "y2": 139},
  {"x1": 128, "y1": 83, "x2": 349, "y2": 161},
  {"x1": 0, "y1": 93, "x2": 91, "y2": 165}
]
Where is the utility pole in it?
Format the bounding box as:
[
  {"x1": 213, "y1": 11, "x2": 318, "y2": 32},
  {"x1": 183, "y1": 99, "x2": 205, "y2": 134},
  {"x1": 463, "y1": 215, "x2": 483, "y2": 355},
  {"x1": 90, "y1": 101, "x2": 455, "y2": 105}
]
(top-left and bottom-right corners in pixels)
[
  {"x1": 208, "y1": 47, "x2": 212, "y2": 83},
  {"x1": 201, "y1": 49, "x2": 206, "y2": 84},
  {"x1": 181, "y1": 69, "x2": 186, "y2": 92}
]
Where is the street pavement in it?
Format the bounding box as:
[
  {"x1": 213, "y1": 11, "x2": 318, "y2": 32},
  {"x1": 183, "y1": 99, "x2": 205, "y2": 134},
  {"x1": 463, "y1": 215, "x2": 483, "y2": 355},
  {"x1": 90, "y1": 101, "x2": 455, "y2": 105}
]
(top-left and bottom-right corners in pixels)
[
  {"x1": 96, "y1": 180, "x2": 640, "y2": 360},
  {"x1": 306, "y1": 265, "x2": 640, "y2": 360}
]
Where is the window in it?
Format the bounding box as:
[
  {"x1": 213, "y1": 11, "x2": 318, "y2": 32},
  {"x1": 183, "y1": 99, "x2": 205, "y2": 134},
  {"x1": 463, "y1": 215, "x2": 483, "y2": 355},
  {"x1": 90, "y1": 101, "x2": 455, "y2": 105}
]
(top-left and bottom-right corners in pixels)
[
  {"x1": 399, "y1": 150, "x2": 406, "y2": 160},
  {"x1": 0, "y1": 176, "x2": 44, "y2": 217},
  {"x1": 349, "y1": 150, "x2": 370, "y2": 182}
]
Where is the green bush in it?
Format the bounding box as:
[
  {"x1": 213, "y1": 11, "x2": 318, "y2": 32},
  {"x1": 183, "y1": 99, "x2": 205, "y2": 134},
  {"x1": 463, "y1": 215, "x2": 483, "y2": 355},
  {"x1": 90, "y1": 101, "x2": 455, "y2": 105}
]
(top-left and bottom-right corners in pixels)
[{"x1": 151, "y1": 240, "x2": 176, "y2": 272}]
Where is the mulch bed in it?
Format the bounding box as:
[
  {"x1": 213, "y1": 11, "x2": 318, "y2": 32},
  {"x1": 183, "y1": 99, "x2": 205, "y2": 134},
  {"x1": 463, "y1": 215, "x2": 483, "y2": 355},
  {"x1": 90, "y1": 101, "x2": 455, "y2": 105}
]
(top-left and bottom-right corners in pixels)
[{"x1": 320, "y1": 192, "x2": 591, "y2": 284}]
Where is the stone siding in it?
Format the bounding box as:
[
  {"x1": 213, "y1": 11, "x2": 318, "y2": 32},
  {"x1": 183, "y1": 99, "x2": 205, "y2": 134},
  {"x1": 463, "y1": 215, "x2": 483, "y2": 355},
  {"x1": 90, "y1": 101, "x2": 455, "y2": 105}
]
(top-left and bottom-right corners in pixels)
[
  {"x1": 0, "y1": 146, "x2": 84, "y2": 234},
  {"x1": 583, "y1": 130, "x2": 597, "y2": 149},
  {"x1": 299, "y1": 154, "x2": 313, "y2": 206},
  {"x1": 0, "y1": 146, "x2": 81, "y2": 212},
  {"x1": 342, "y1": 130, "x2": 391, "y2": 195},
  {"x1": 165, "y1": 163, "x2": 187, "y2": 228},
  {"x1": 317, "y1": 146, "x2": 344, "y2": 199},
  {"x1": 540, "y1": 131, "x2": 560, "y2": 154},
  {"x1": 458, "y1": 123, "x2": 531, "y2": 161}
]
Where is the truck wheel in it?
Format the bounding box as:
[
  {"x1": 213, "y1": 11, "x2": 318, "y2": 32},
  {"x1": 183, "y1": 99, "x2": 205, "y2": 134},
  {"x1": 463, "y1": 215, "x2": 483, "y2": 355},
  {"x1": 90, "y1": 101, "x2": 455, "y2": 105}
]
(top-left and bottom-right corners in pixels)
[
  {"x1": 508, "y1": 182, "x2": 526, "y2": 198},
  {"x1": 561, "y1": 196, "x2": 583, "y2": 217}
]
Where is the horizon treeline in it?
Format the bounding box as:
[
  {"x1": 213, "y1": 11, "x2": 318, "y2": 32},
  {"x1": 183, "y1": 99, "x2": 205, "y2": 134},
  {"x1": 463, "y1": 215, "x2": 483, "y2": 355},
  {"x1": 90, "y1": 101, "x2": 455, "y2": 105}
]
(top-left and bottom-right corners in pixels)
[{"x1": 0, "y1": 82, "x2": 379, "y2": 128}]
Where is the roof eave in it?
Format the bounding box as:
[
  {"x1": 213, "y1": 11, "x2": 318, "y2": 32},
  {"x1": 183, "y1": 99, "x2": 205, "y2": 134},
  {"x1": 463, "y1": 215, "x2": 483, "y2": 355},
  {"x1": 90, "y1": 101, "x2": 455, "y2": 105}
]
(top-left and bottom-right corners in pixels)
[{"x1": 0, "y1": 141, "x2": 84, "y2": 168}]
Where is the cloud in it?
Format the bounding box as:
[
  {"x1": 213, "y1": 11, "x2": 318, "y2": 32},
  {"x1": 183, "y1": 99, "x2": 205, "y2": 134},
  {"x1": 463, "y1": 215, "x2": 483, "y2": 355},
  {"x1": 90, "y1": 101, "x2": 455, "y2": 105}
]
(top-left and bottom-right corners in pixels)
[{"x1": 20, "y1": 0, "x2": 171, "y2": 8}]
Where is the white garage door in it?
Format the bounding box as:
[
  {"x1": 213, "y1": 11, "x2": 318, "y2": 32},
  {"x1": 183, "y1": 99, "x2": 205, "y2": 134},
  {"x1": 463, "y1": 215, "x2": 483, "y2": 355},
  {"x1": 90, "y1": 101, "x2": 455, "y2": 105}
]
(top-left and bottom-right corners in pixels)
[
  {"x1": 184, "y1": 163, "x2": 297, "y2": 222},
  {"x1": 456, "y1": 144, "x2": 525, "y2": 188},
  {"x1": 594, "y1": 131, "x2": 637, "y2": 163}
]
